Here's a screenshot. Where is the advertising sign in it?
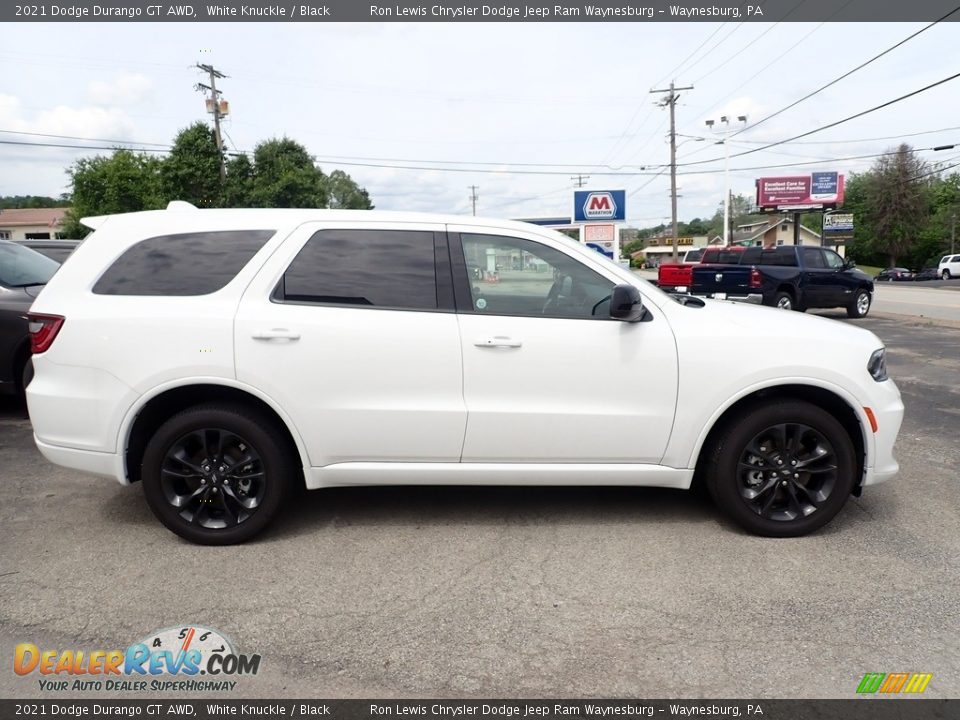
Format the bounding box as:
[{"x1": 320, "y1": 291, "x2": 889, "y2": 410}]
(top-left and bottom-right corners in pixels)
[
  {"x1": 584, "y1": 224, "x2": 615, "y2": 242},
  {"x1": 574, "y1": 190, "x2": 626, "y2": 223},
  {"x1": 756, "y1": 172, "x2": 845, "y2": 210},
  {"x1": 823, "y1": 212, "x2": 854, "y2": 241}
]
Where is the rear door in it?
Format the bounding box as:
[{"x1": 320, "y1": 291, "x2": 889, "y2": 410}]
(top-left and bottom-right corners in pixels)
[{"x1": 235, "y1": 222, "x2": 467, "y2": 467}]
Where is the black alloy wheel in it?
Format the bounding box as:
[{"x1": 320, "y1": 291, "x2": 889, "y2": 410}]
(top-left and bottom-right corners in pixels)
[
  {"x1": 705, "y1": 400, "x2": 856, "y2": 537},
  {"x1": 736, "y1": 423, "x2": 838, "y2": 522},
  {"x1": 142, "y1": 404, "x2": 293, "y2": 544}
]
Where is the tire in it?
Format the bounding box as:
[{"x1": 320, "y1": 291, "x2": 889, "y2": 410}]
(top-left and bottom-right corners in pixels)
[
  {"x1": 944, "y1": 270, "x2": 952, "y2": 280},
  {"x1": 846, "y1": 288, "x2": 872, "y2": 318},
  {"x1": 141, "y1": 404, "x2": 295, "y2": 545},
  {"x1": 17, "y1": 357, "x2": 33, "y2": 396},
  {"x1": 704, "y1": 400, "x2": 857, "y2": 537},
  {"x1": 773, "y1": 291, "x2": 800, "y2": 312}
]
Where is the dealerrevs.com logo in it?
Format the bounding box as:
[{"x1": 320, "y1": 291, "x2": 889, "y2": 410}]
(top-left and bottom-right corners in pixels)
[{"x1": 14, "y1": 625, "x2": 260, "y2": 692}]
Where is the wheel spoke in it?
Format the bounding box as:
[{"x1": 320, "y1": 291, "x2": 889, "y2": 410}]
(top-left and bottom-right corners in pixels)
[
  {"x1": 170, "y1": 484, "x2": 206, "y2": 508},
  {"x1": 223, "y1": 454, "x2": 255, "y2": 474},
  {"x1": 791, "y1": 480, "x2": 822, "y2": 508},
  {"x1": 746, "y1": 439, "x2": 779, "y2": 465},
  {"x1": 162, "y1": 467, "x2": 201, "y2": 480},
  {"x1": 170, "y1": 448, "x2": 204, "y2": 474},
  {"x1": 759, "y1": 484, "x2": 779, "y2": 518},
  {"x1": 218, "y1": 491, "x2": 237, "y2": 525},
  {"x1": 223, "y1": 484, "x2": 258, "y2": 511}
]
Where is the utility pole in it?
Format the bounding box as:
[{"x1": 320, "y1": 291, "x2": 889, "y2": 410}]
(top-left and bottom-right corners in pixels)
[
  {"x1": 468, "y1": 185, "x2": 479, "y2": 216},
  {"x1": 571, "y1": 174, "x2": 590, "y2": 188},
  {"x1": 196, "y1": 63, "x2": 228, "y2": 183},
  {"x1": 952, "y1": 212, "x2": 956, "y2": 254},
  {"x1": 651, "y1": 81, "x2": 693, "y2": 262}
]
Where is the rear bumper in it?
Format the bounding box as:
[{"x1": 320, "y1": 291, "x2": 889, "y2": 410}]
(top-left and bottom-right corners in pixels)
[
  {"x1": 34, "y1": 436, "x2": 124, "y2": 483},
  {"x1": 693, "y1": 292, "x2": 763, "y2": 304}
]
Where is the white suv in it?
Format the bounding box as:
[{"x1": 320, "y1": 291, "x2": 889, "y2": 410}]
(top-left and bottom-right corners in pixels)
[
  {"x1": 27, "y1": 204, "x2": 904, "y2": 544},
  {"x1": 939, "y1": 253, "x2": 960, "y2": 279}
]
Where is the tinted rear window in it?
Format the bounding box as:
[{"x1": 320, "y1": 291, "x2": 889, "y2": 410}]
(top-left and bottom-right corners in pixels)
[
  {"x1": 93, "y1": 230, "x2": 274, "y2": 296},
  {"x1": 278, "y1": 229, "x2": 437, "y2": 310}
]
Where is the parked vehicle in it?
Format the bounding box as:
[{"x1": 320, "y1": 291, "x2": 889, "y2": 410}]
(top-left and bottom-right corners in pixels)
[
  {"x1": 15, "y1": 238, "x2": 81, "y2": 264},
  {"x1": 938, "y1": 254, "x2": 960, "y2": 279},
  {"x1": 913, "y1": 267, "x2": 940, "y2": 282},
  {"x1": 690, "y1": 245, "x2": 875, "y2": 317},
  {"x1": 874, "y1": 267, "x2": 914, "y2": 282},
  {"x1": 657, "y1": 246, "x2": 745, "y2": 293},
  {"x1": 27, "y1": 204, "x2": 903, "y2": 544},
  {"x1": 0, "y1": 240, "x2": 60, "y2": 396}
]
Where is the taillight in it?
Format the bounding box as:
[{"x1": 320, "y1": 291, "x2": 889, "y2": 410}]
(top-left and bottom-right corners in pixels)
[
  {"x1": 749, "y1": 268, "x2": 762, "y2": 289},
  {"x1": 27, "y1": 313, "x2": 65, "y2": 354}
]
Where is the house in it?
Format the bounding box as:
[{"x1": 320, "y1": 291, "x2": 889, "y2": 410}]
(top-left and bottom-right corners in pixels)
[
  {"x1": 731, "y1": 216, "x2": 825, "y2": 250},
  {"x1": 0, "y1": 208, "x2": 69, "y2": 241}
]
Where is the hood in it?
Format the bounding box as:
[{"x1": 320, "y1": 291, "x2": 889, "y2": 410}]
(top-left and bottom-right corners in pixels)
[{"x1": 676, "y1": 296, "x2": 882, "y2": 350}]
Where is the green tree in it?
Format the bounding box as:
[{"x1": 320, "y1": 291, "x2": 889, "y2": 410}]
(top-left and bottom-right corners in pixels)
[
  {"x1": 0, "y1": 195, "x2": 70, "y2": 209},
  {"x1": 864, "y1": 144, "x2": 932, "y2": 267},
  {"x1": 222, "y1": 153, "x2": 255, "y2": 207},
  {"x1": 325, "y1": 169, "x2": 374, "y2": 209},
  {"x1": 161, "y1": 122, "x2": 223, "y2": 207},
  {"x1": 61, "y1": 150, "x2": 164, "y2": 237},
  {"x1": 248, "y1": 137, "x2": 328, "y2": 208}
]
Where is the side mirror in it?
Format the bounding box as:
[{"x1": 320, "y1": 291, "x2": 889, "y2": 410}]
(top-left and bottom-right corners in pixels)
[
  {"x1": 610, "y1": 284, "x2": 646, "y2": 322},
  {"x1": 844, "y1": 259, "x2": 856, "y2": 269}
]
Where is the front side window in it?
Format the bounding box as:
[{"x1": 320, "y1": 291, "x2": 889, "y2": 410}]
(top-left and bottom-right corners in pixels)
[
  {"x1": 823, "y1": 249, "x2": 845, "y2": 269},
  {"x1": 460, "y1": 233, "x2": 614, "y2": 319},
  {"x1": 93, "y1": 230, "x2": 274, "y2": 296},
  {"x1": 278, "y1": 229, "x2": 438, "y2": 310}
]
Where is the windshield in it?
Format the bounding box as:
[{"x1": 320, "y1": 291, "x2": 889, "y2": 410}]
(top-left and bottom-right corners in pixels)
[{"x1": 0, "y1": 241, "x2": 61, "y2": 287}]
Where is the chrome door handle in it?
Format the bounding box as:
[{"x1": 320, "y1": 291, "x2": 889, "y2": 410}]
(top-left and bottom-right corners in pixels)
[
  {"x1": 474, "y1": 336, "x2": 522, "y2": 348},
  {"x1": 251, "y1": 328, "x2": 301, "y2": 341}
]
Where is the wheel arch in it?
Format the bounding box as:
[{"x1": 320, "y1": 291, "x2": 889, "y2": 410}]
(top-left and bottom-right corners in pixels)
[
  {"x1": 121, "y1": 381, "x2": 310, "y2": 489},
  {"x1": 690, "y1": 383, "x2": 868, "y2": 496}
]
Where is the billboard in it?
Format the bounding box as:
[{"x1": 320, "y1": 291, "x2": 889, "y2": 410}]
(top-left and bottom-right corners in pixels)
[
  {"x1": 756, "y1": 172, "x2": 845, "y2": 210},
  {"x1": 574, "y1": 190, "x2": 626, "y2": 223}
]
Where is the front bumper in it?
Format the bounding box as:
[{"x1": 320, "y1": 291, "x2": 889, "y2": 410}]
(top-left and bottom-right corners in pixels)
[
  {"x1": 861, "y1": 378, "x2": 904, "y2": 486},
  {"x1": 693, "y1": 292, "x2": 763, "y2": 304}
]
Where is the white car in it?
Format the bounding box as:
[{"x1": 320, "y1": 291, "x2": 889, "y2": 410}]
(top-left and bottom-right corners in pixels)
[
  {"x1": 938, "y1": 253, "x2": 960, "y2": 280},
  {"x1": 26, "y1": 204, "x2": 904, "y2": 544}
]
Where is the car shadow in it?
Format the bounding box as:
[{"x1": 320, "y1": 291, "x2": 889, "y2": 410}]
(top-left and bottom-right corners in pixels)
[{"x1": 263, "y1": 484, "x2": 721, "y2": 542}]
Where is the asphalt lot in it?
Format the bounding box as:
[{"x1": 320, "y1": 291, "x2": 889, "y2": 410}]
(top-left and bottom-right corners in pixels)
[{"x1": 1, "y1": 313, "x2": 958, "y2": 700}]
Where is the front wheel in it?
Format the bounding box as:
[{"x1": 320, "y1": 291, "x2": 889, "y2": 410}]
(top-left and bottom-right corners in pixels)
[
  {"x1": 704, "y1": 401, "x2": 857, "y2": 537},
  {"x1": 846, "y1": 288, "x2": 872, "y2": 318},
  {"x1": 141, "y1": 404, "x2": 294, "y2": 545}
]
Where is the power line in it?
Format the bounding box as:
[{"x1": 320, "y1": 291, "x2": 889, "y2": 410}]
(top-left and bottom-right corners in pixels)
[
  {"x1": 0, "y1": 128, "x2": 169, "y2": 147},
  {"x1": 679, "y1": 71, "x2": 960, "y2": 167},
  {"x1": 730, "y1": 7, "x2": 960, "y2": 139}
]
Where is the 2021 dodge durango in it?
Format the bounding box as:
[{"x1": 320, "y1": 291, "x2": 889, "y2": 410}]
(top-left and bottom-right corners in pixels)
[{"x1": 26, "y1": 204, "x2": 904, "y2": 544}]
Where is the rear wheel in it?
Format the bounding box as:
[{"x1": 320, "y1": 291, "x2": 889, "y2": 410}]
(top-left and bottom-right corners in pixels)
[
  {"x1": 846, "y1": 288, "x2": 872, "y2": 318},
  {"x1": 141, "y1": 404, "x2": 294, "y2": 545},
  {"x1": 944, "y1": 269, "x2": 952, "y2": 280},
  {"x1": 16, "y1": 356, "x2": 33, "y2": 397},
  {"x1": 704, "y1": 400, "x2": 857, "y2": 537},
  {"x1": 773, "y1": 291, "x2": 803, "y2": 312}
]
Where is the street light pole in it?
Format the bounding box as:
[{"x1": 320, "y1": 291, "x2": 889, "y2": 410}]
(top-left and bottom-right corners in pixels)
[{"x1": 706, "y1": 115, "x2": 747, "y2": 245}]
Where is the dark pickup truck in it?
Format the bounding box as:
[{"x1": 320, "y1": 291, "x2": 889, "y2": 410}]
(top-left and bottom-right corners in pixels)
[{"x1": 690, "y1": 245, "x2": 875, "y2": 318}]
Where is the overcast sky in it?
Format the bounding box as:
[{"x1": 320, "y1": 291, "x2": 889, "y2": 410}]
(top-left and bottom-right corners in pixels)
[{"x1": 2, "y1": 20, "x2": 959, "y2": 226}]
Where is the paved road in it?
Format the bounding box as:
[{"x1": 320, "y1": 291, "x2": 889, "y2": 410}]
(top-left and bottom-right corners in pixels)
[
  {"x1": 872, "y1": 282, "x2": 960, "y2": 323},
  {"x1": 1, "y1": 317, "x2": 958, "y2": 700}
]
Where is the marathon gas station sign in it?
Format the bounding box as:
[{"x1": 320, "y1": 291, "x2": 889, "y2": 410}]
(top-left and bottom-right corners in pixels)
[
  {"x1": 574, "y1": 190, "x2": 626, "y2": 223},
  {"x1": 756, "y1": 172, "x2": 845, "y2": 210}
]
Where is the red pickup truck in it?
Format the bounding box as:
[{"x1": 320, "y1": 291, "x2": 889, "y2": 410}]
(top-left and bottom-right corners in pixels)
[{"x1": 657, "y1": 246, "x2": 748, "y2": 292}]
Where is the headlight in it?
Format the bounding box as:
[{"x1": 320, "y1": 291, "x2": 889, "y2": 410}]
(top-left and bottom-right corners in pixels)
[{"x1": 867, "y1": 348, "x2": 888, "y2": 382}]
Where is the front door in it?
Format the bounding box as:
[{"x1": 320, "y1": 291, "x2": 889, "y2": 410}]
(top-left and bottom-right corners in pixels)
[{"x1": 449, "y1": 227, "x2": 678, "y2": 464}]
